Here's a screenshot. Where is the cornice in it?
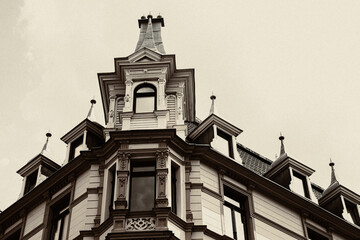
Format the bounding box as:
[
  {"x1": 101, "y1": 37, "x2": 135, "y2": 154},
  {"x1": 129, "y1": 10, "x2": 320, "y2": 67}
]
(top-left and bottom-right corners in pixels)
[
  {"x1": 187, "y1": 114, "x2": 243, "y2": 142},
  {"x1": 60, "y1": 118, "x2": 104, "y2": 144},
  {"x1": 319, "y1": 185, "x2": 360, "y2": 206},
  {"x1": 16, "y1": 154, "x2": 61, "y2": 177},
  {"x1": 264, "y1": 154, "x2": 315, "y2": 178},
  {"x1": 190, "y1": 145, "x2": 360, "y2": 238}
]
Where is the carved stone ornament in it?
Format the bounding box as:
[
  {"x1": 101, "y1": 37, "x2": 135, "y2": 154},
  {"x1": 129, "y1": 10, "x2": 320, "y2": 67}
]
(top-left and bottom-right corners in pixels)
[
  {"x1": 124, "y1": 94, "x2": 130, "y2": 102},
  {"x1": 156, "y1": 150, "x2": 169, "y2": 169},
  {"x1": 158, "y1": 174, "x2": 167, "y2": 197},
  {"x1": 125, "y1": 218, "x2": 156, "y2": 231},
  {"x1": 118, "y1": 177, "x2": 127, "y2": 198},
  {"x1": 118, "y1": 151, "x2": 130, "y2": 170}
]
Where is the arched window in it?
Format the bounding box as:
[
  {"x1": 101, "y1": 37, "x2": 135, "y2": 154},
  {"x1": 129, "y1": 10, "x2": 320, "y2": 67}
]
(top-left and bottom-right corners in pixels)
[{"x1": 134, "y1": 83, "x2": 156, "y2": 113}]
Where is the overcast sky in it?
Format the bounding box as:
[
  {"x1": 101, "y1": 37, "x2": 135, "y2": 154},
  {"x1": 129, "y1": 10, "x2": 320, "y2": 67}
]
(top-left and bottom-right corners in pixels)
[{"x1": 1, "y1": 0, "x2": 360, "y2": 210}]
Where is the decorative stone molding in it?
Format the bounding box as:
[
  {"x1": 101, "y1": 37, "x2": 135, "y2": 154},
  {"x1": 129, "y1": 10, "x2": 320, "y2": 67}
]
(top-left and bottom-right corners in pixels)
[
  {"x1": 123, "y1": 79, "x2": 133, "y2": 111},
  {"x1": 107, "y1": 94, "x2": 117, "y2": 128},
  {"x1": 156, "y1": 150, "x2": 169, "y2": 169},
  {"x1": 158, "y1": 77, "x2": 167, "y2": 110},
  {"x1": 116, "y1": 151, "x2": 130, "y2": 209},
  {"x1": 118, "y1": 151, "x2": 130, "y2": 171},
  {"x1": 125, "y1": 218, "x2": 156, "y2": 231},
  {"x1": 156, "y1": 150, "x2": 169, "y2": 207}
]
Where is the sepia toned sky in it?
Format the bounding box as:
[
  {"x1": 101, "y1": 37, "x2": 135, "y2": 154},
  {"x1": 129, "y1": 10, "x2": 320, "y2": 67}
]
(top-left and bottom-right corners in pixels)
[{"x1": 1, "y1": 0, "x2": 360, "y2": 211}]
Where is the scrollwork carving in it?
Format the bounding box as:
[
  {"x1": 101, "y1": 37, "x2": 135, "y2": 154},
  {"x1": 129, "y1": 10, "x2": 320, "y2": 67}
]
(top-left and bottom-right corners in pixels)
[{"x1": 125, "y1": 218, "x2": 156, "y2": 231}]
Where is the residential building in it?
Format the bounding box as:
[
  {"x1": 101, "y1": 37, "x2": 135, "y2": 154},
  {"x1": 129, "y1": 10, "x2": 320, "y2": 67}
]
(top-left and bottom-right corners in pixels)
[{"x1": 1, "y1": 15, "x2": 360, "y2": 240}]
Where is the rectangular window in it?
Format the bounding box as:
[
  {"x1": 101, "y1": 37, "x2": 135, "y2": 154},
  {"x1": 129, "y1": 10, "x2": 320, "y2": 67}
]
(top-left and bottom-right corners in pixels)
[
  {"x1": 108, "y1": 166, "x2": 116, "y2": 213},
  {"x1": 292, "y1": 171, "x2": 310, "y2": 198},
  {"x1": 129, "y1": 161, "x2": 155, "y2": 211},
  {"x1": 307, "y1": 227, "x2": 329, "y2": 240},
  {"x1": 223, "y1": 187, "x2": 248, "y2": 240},
  {"x1": 217, "y1": 129, "x2": 234, "y2": 158},
  {"x1": 49, "y1": 194, "x2": 70, "y2": 240},
  {"x1": 4, "y1": 228, "x2": 21, "y2": 240},
  {"x1": 345, "y1": 199, "x2": 360, "y2": 225},
  {"x1": 24, "y1": 169, "x2": 38, "y2": 195},
  {"x1": 171, "y1": 164, "x2": 178, "y2": 214},
  {"x1": 69, "y1": 135, "x2": 83, "y2": 160}
]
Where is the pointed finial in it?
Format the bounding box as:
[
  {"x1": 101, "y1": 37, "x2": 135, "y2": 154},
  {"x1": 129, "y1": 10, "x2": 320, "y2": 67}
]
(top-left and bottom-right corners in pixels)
[
  {"x1": 279, "y1": 132, "x2": 286, "y2": 156},
  {"x1": 147, "y1": 12, "x2": 153, "y2": 19},
  {"x1": 87, "y1": 98, "x2": 97, "y2": 121},
  {"x1": 209, "y1": 92, "x2": 218, "y2": 115},
  {"x1": 329, "y1": 158, "x2": 338, "y2": 185},
  {"x1": 41, "y1": 132, "x2": 52, "y2": 155},
  {"x1": 135, "y1": 13, "x2": 165, "y2": 54}
]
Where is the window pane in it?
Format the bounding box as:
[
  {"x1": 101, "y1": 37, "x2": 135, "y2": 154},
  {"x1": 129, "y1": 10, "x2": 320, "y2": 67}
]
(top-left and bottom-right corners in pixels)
[
  {"x1": 136, "y1": 96, "x2": 155, "y2": 113},
  {"x1": 137, "y1": 87, "x2": 154, "y2": 93},
  {"x1": 224, "y1": 206, "x2": 234, "y2": 238},
  {"x1": 130, "y1": 176, "x2": 154, "y2": 211},
  {"x1": 224, "y1": 195, "x2": 241, "y2": 208},
  {"x1": 216, "y1": 135, "x2": 230, "y2": 157},
  {"x1": 235, "y1": 211, "x2": 246, "y2": 240},
  {"x1": 132, "y1": 166, "x2": 156, "y2": 172},
  {"x1": 291, "y1": 174, "x2": 306, "y2": 197}
]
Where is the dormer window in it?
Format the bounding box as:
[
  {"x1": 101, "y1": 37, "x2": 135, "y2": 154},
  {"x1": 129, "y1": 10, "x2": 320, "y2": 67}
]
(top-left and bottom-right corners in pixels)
[
  {"x1": 217, "y1": 129, "x2": 234, "y2": 158},
  {"x1": 291, "y1": 171, "x2": 310, "y2": 199},
  {"x1": 345, "y1": 199, "x2": 360, "y2": 225},
  {"x1": 134, "y1": 83, "x2": 157, "y2": 113},
  {"x1": 24, "y1": 169, "x2": 38, "y2": 195},
  {"x1": 69, "y1": 134, "x2": 83, "y2": 160}
]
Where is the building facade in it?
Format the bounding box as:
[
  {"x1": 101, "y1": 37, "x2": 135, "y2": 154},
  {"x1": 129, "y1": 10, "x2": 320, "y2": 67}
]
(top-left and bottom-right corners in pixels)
[{"x1": 0, "y1": 15, "x2": 360, "y2": 240}]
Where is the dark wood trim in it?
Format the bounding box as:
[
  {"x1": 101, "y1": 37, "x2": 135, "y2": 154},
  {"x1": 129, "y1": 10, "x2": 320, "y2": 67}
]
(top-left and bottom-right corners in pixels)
[
  {"x1": 305, "y1": 223, "x2": 332, "y2": 240},
  {"x1": 1, "y1": 222, "x2": 22, "y2": 240},
  {"x1": 71, "y1": 192, "x2": 88, "y2": 208},
  {"x1": 22, "y1": 223, "x2": 43, "y2": 240},
  {"x1": 253, "y1": 213, "x2": 306, "y2": 240},
  {"x1": 201, "y1": 186, "x2": 222, "y2": 201}
]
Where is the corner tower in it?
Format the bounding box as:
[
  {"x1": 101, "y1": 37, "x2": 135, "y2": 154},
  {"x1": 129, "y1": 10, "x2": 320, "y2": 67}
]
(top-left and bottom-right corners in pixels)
[{"x1": 99, "y1": 15, "x2": 195, "y2": 140}]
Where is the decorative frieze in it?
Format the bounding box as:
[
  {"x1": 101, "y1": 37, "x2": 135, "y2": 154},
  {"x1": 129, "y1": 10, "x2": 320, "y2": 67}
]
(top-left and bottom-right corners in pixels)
[{"x1": 125, "y1": 218, "x2": 156, "y2": 231}]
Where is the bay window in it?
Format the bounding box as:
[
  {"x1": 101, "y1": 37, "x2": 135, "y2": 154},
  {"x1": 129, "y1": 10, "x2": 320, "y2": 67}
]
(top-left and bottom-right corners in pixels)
[{"x1": 129, "y1": 161, "x2": 156, "y2": 211}]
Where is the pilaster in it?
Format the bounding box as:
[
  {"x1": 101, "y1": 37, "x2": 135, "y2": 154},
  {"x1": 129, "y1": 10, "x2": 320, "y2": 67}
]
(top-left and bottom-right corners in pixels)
[{"x1": 156, "y1": 150, "x2": 169, "y2": 208}]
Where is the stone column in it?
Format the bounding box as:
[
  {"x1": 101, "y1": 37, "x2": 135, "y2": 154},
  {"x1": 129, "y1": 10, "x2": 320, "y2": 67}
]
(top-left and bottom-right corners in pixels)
[
  {"x1": 156, "y1": 150, "x2": 169, "y2": 207},
  {"x1": 158, "y1": 78, "x2": 166, "y2": 110},
  {"x1": 113, "y1": 151, "x2": 130, "y2": 232},
  {"x1": 115, "y1": 151, "x2": 130, "y2": 210}
]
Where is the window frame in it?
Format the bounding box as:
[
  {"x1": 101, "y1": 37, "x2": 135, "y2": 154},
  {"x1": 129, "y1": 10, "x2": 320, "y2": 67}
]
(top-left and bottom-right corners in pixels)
[
  {"x1": 306, "y1": 226, "x2": 330, "y2": 240},
  {"x1": 24, "y1": 169, "x2": 39, "y2": 195},
  {"x1": 344, "y1": 199, "x2": 360, "y2": 225},
  {"x1": 45, "y1": 193, "x2": 71, "y2": 240},
  {"x1": 69, "y1": 134, "x2": 84, "y2": 160},
  {"x1": 223, "y1": 185, "x2": 249, "y2": 240},
  {"x1": 129, "y1": 160, "x2": 156, "y2": 212},
  {"x1": 217, "y1": 128, "x2": 234, "y2": 158},
  {"x1": 133, "y1": 83, "x2": 157, "y2": 113},
  {"x1": 292, "y1": 170, "x2": 310, "y2": 199}
]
